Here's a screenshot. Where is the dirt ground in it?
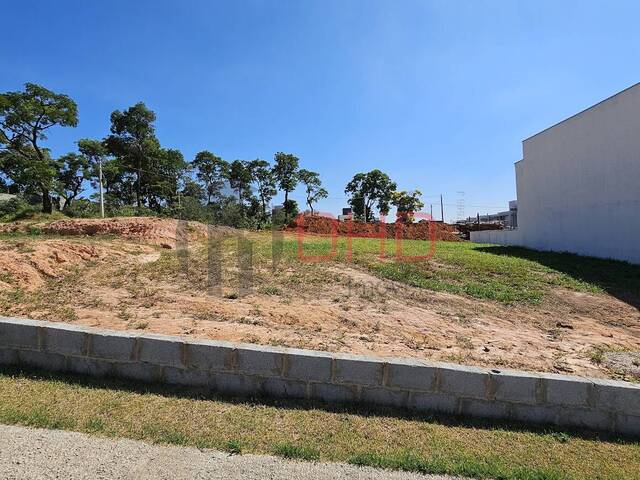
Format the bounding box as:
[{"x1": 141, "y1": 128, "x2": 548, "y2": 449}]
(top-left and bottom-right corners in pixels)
[{"x1": 0, "y1": 217, "x2": 638, "y2": 380}]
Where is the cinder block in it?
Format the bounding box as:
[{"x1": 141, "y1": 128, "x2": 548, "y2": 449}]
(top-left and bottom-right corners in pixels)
[
  {"x1": 509, "y1": 403, "x2": 559, "y2": 426},
  {"x1": 284, "y1": 350, "x2": 332, "y2": 382},
  {"x1": 0, "y1": 348, "x2": 18, "y2": 366},
  {"x1": 593, "y1": 378, "x2": 640, "y2": 416},
  {"x1": 408, "y1": 391, "x2": 459, "y2": 414},
  {"x1": 361, "y1": 387, "x2": 409, "y2": 408},
  {"x1": 186, "y1": 342, "x2": 235, "y2": 372},
  {"x1": 210, "y1": 371, "x2": 262, "y2": 397},
  {"x1": 89, "y1": 332, "x2": 137, "y2": 362},
  {"x1": 43, "y1": 326, "x2": 87, "y2": 356},
  {"x1": 0, "y1": 321, "x2": 39, "y2": 349},
  {"x1": 334, "y1": 354, "x2": 384, "y2": 386},
  {"x1": 111, "y1": 362, "x2": 162, "y2": 384},
  {"x1": 614, "y1": 413, "x2": 640, "y2": 438},
  {"x1": 66, "y1": 356, "x2": 113, "y2": 377},
  {"x1": 386, "y1": 359, "x2": 437, "y2": 391},
  {"x1": 491, "y1": 370, "x2": 542, "y2": 404},
  {"x1": 261, "y1": 377, "x2": 307, "y2": 399},
  {"x1": 164, "y1": 366, "x2": 211, "y2": 388},
  {"x1": 459, "y1": 398, "x2": 510, "y2": 420},
  {"x1": 17, "y1": 350, "x2": 67, "y2": 372},
  {"x1": 559, "y1": 407, "x2": 614, "y2": 432},
  {"x1": 311, "y1": 383, "x2": 358, "y2": 403},
  {"x1": 138, "y1": 336, "x2": 185, "y2": 368},
  {"x1": 438, "y1": 364, "x2": 489, "y2": 399},
  {"x1": 236, "y1": 345, "x2": 284, "y2": 377},
  {"x1": 544, "y1": 375, "x2": 592, "y2": 407}
]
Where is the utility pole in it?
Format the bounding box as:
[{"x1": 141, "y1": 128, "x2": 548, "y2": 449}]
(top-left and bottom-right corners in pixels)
[
  {"x1": 440, "y1": 194, "x2": 444, "y2": 222},
  {"x1": 363, "y1": 194, "x2": 367, "y2": 223},
  {"x1": 98, "y1": 158, "x2": 105, "y2": 218},
  {"x1": 430, "y1": 204, "x2": 433, "y2": 220}
]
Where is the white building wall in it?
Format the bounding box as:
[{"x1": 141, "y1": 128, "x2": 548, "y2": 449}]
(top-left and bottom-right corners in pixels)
[{"x1": 473, "y1": 84, "x2": 640, "y2": 264}]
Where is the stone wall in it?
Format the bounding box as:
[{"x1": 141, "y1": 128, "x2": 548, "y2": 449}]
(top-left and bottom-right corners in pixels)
[{"x1": 1, "y1": 317, "x2": 638, "y2": 436}]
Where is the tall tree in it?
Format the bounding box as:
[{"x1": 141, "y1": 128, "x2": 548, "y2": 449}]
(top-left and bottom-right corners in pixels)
[
  {"x1": 191, "y1": 150, "x2": 228, "y2": 204},
  {"x1": 273, "y1": 152, "x2": 299, "y2": 222},
  {"x1": 248, "y1": 159, "x2": 276, "y2": 221},
  {"x1": 226, "y1": 160, "x2": 254, "y2": 210},
  {"x1": 146, "y1": 148, "x2": 187, "y2": 211},
  {"x1": 0, "y1": 83, "x2": 78, "y2": 213},
  {"x1": 298, "y1": 169, "x2": 328, "y2": 215},
  {"x1": 345, "y1": 169, "x2": 397, "y2": 222},
  {"x1": 105, "y1": 102, "x2": 158, "y2": 208},
  {"x1": 391, "y1": 189, "x2": 425, "y2": 223},
  {"x1": 56, "y1": 153, "x2": 90, "y2": 211},
  {"x1": 77, "y1": 139, "x2": 109, "y2": 217}
]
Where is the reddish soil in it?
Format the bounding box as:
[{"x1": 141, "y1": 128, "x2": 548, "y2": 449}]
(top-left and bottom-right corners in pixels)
[
  {"x1": 289, "y1": 215, "x2": 461, "y2": 241},
  {"x1": 0, "y1": 217, "x2": 233, "y2": 248}
]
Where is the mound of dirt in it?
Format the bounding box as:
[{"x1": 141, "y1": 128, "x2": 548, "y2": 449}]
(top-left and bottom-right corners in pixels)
[
  {"x1": 0, "y1": 217, "x2": 234, "y2": 247},
  {"x1": 0, "y1": 240, "x2": 141, "y2": 291},
  {"x1": 289, "y1": 215, "x2": 461, "y2": 241}
]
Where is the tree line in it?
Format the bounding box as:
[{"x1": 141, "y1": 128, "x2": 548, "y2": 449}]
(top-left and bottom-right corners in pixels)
[{"x1": 1, "y1": 83, "x2": 425, "y2": 226}]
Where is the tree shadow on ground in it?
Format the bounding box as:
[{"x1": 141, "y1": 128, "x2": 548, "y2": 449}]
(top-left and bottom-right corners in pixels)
[
  {"x1": 2, "y1": 365, "x2": 636, "y2": 445},
  {"x1": 474, "y1": 245, "x2": 640, "y2": 310}
]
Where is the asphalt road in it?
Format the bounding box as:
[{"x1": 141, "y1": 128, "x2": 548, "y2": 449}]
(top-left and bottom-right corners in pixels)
[{"x1": 0, "y1": 424, "x2": 460, "y2": 480}]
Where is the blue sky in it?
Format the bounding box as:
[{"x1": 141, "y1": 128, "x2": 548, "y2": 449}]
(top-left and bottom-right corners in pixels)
[{"x1": 2, "y1": 0, "x2": 640, "y2": 221}]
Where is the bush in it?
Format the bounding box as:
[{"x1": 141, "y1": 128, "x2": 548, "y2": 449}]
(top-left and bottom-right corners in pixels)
[
  {"x1": 0, "y1": 197, "x2": 40, "y2": 222},
  {"x1": 64, "y1": 199, "x2": 101, "y2": 218},
  {"x1": 106, "y1": 204, "x2": 156, "y2": 218}
]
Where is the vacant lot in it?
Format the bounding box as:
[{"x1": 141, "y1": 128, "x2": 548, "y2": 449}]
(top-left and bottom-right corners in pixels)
[{"x1": 0, "y1": 217, "x2": 638, "y2": 380}]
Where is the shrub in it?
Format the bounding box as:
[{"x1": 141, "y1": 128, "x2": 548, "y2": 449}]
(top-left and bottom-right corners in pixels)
[
  {"x1": 64, "y1": 199, "x2": 100, "y2": 218},
  {"x1": 0, "y1": 197, "x2": 40, "y2": 222}
]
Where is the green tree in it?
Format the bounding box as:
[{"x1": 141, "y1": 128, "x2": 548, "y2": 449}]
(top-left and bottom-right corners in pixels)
[
  {"x1": 298, "y1": 169, "x2": 328, "y2": 215},
  {"x1": 391, "y1": 189, "x2": 425, "y2": 223},
  {"x1": 0, "y1": 83, "x2": 78, "y2": 213},
  {"x1": 273, "y1": 152, "x2": 299, "y2": 222},
  {"x1": 345, "y1": 169, "x2": 397, "y2": 222},
  {"x1": 105, "y1": 102, "x2": 158, "y2": 208},
  {"x1": 192, "y1": 150, "x2": 228, "y2": 204},
  {"x1": 226, "y1": 159, "x2": 254, "y2": 208},
  {"x1": 56, "y1": 153, "x2": 90, "y2": 212},
  {"x1": 248, "y1": 159, "x2": 276, "y2": 222},
  {"x1": 146, "y1": 148, "x2": 187, "y2": 212}
]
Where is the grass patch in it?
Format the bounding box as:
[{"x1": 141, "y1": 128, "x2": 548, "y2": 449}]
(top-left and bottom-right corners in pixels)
[
  {"x1": 0, "y1": 367, "x2": 637, "y2": 480},
  {"x1": 273, "y1": 442, "x2": 320, "y2": 461},
  {"x1": 128, "y1": 231, "x2": 640, "y2": 307},
  {"x1": 225, "y1": 439, "x2": 243, "y2": 455},
  {"x1": 268, "y1": 234, "x2": 640, "y2": 305},
  {"x1": 347, "y1": 451, "x2": 568, "y2": 480},
  {"x1": 134, "y1": 231, "x2": 640, "y2": 305}
]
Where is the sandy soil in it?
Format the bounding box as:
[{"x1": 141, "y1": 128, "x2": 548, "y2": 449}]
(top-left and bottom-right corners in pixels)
[{"x1": 0, "y1": 218, "x2": 638, "y2": 380}]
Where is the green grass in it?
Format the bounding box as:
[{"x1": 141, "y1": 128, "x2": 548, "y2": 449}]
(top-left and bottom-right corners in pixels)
[
  {"x1": 347, "y1": 451, "x2": 567, "y2": 480},
  {"x1": 273, "y1": 442, "x2": 321, "y2": 461},
  {"x1": 0, "y1": 367, "x2": 638, "y2": 480},
  {"x1": 269, "y1": 234, "x2": 640, "y2": 305}
]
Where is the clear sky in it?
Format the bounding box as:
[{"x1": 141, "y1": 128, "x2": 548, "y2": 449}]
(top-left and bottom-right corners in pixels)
[{"x1": 2, "y1": 0, "x2": 640, "y2": 221}]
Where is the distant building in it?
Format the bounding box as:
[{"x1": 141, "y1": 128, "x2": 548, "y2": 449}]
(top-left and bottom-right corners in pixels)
[
  {"x1": 461, "y1": 200, "x2": 518, "y2": 229},
  {"x1": 472, "y1": 84, "x2": 640, "y2": 264},
  {"x1": 338, "y1": 207, "x2": 352, "y2": 222}
]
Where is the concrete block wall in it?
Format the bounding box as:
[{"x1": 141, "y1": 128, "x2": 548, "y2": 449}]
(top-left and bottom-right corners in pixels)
[{"x1": 1, "y1": 316, "x2": 639, "y2": 436}]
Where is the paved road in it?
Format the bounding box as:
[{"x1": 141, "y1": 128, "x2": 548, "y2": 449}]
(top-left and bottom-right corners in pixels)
[{"x1": 0, "y1": 424, "x2": 459, "y2": 480}]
